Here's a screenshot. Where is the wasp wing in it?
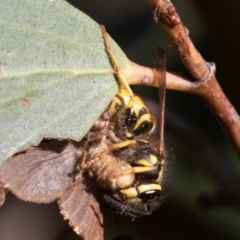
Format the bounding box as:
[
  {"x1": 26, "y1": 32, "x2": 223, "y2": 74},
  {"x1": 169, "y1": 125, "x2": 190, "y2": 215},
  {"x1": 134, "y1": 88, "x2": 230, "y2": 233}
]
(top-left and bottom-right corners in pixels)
[{"x1": 152, "y1": 46, "x2": 166, "y2": 157}]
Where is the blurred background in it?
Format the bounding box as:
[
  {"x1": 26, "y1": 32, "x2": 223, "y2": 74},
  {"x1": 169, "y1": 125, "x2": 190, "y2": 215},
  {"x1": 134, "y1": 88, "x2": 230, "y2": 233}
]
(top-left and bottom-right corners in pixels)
[{"x1": 1, "y1": 0, "x2": 240, "y2": 239}]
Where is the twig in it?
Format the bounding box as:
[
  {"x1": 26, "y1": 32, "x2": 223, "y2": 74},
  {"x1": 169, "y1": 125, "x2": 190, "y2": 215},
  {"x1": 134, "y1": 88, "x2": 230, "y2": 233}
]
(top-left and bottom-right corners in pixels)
[
  {"x1": 148, "y1": 0, "x2": 209, "y2": 81},
  {"x1": 122, "y1": 0, "x2": 240, "y2": 159}
]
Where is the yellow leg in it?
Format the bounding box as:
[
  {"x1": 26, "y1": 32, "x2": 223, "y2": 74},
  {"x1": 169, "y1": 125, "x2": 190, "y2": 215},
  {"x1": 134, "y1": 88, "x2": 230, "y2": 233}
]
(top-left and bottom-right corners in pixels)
[
  {"x1": 110, "y1": 140, "x2": 136, "y2": 150},
  {"x1": 98, "y1": 139, "x2": 136, "y2": 158},
  {"x1": 82, "y1": 140, "x2": 136, "y2": 169},
  {"x1": 108, "y1": 140, "x2": 155, "y2": 175},
  {"x1": 100, "y1": 25, "x2": 134, "y2": 97},
  {"x1": 83, "y1": 139, "x2": 154, "y2": 176},
  {"x1": 122, "y1": 166, "x2": 154, "y2": 176}
]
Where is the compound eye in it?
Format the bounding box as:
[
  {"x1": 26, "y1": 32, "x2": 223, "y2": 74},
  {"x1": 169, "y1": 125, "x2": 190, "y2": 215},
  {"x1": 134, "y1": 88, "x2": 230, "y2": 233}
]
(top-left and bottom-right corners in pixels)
[{"x1": 139, "y1": 189, "x2": 161, "y2": 201}]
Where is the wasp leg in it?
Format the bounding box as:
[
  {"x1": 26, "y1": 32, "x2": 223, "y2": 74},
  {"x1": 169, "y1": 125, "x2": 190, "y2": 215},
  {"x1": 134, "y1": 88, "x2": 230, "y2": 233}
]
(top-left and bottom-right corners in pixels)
[
  {"x1": 109, "y1": 140, "x2": 136, "y2": 151},
  {"x1": 83, "y1": 139, "x2": 136, "y2": 169},
  {"x1": 110, "y1": 140, "x2": 155, "y2": 175},
  {"x1": 100, "y1": 25, "x2": 134, "y2": 96}
]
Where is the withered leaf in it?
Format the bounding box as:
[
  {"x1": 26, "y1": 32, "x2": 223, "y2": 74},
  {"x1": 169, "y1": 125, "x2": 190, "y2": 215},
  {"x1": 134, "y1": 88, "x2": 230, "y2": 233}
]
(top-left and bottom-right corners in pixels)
[
  {"x1": 0, "y1": 140, "x2": 78, "y2": 203},
  {"x1": 0, "y1": 140, "x2": 104, "y2": 239},
  {"x1": 58, "y1": 183, "x2": 104, "y2": 240}
]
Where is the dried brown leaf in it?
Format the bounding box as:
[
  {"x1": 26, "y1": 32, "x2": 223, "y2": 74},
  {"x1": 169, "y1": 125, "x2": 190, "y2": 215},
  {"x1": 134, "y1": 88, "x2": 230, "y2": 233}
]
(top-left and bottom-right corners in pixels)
[
  {"x1": 0, "y1": 140, "x2": 104, "y2": 239},
  {"x1": 58, "y1": 183, "x2": 104, "y2": 240},
  {"x1": 0, "y1": 140, "x2": 78, "y2": 203}
]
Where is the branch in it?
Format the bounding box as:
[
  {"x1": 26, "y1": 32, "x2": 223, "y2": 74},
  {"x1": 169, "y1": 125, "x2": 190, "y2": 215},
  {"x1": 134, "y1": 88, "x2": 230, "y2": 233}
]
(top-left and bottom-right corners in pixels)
[
  {"x1": 122, "y1": 0, "x2": 240, "y2": 159},
  {"x1": 148, "y1": 0, "x2": 209, "y2": 80},
  {"x1": 123, "y1": 59, "x2": 193, "y2": 92}
]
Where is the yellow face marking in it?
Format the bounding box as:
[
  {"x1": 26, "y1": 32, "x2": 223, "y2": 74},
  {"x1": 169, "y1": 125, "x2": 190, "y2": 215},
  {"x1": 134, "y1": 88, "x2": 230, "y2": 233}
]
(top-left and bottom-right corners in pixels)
[
  {"x1": 133, "y1": 114, "x2": 153, "y2": 131},
  {"x1": 120, "y1": 187, "x2": 138, "y2": 198},
  {"x1": 128, "y1": 96, "x2": 147, "y2": 117},
  {"x1": 138, "y1": 184, "x2": 161, "y2": 194},
  {"x1": 136, "y1": 159, "x2": 153, "y2": 167}
]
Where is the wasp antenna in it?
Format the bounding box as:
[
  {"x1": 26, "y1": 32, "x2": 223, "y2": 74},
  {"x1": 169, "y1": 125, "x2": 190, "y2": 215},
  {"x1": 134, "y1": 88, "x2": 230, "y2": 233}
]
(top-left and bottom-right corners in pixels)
[
  {"x1": 152, "y1": 46, "x2": 166, "y2": 158},
  {"x1": 100, "y1": 25, "x2": 134, "y2": 96}
]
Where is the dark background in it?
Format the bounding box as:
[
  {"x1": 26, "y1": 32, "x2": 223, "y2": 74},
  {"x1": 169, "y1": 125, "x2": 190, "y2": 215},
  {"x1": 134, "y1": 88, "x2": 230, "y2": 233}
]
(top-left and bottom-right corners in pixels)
[{"x1": 0, "y1": 0, "x2": 240, "y2": 239}]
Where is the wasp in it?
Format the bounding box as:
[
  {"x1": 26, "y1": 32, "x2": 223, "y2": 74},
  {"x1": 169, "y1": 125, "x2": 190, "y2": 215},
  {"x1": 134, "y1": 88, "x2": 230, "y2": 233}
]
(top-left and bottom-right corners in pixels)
[
  {"x1": 0, "y1": 25, "x2": 166, "y2": 218},
  {"x1": 77, "y1": 26, "x2": 167, "y2": 216}
]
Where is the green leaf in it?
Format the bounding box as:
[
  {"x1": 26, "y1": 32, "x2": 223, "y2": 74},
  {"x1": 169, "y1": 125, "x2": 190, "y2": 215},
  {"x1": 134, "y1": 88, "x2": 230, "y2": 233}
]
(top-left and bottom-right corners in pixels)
[{"x1": 0, "y1": 0, "x2": 127, "y2": 165}]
